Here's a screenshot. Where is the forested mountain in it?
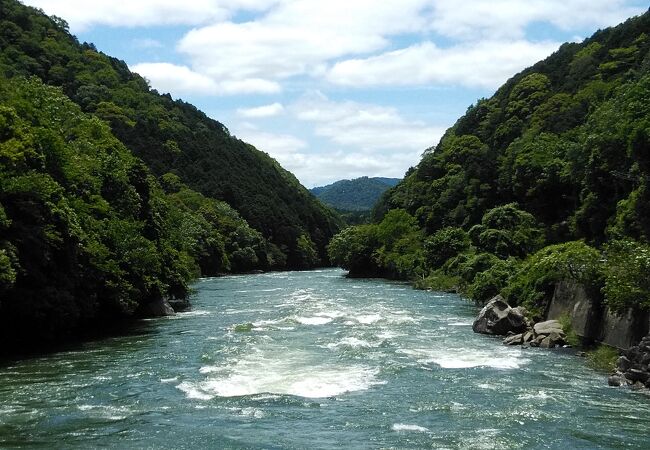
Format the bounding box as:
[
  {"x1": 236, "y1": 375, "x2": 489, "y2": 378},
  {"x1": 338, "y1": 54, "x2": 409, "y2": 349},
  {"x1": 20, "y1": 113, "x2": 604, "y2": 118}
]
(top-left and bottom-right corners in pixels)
[
  {"x1": 0, "y1": 0, "x2": 341, "y2": 270},
  {"x1": 311, "y1": 177, "x2": 400, "y2": 211},
  {"x1": 331, "y1": 10, "x2": 650, "y2": 315},
  {"x1": 0, "y1": 0, "x2": 342, "y2": 350}
]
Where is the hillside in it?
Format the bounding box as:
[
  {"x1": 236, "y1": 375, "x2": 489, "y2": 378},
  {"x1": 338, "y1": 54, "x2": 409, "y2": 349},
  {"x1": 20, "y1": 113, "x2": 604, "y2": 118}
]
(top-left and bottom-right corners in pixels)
[
  {"x1": 0, "y1": 0, "x2": 342, "y2": 269},
  {"x1": 311, "y1": 177, "x2": 400, "y2": 211},
  {"x1": 330, "y1": 10, "x2": 650, "y2": 315}
]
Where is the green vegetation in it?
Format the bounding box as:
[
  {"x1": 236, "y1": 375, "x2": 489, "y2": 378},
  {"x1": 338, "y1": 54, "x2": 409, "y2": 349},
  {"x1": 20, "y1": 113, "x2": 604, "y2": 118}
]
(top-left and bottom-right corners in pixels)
[
  {"x1": 586, "y1": 345, "x2": 620, "y2": 372},
  {"x1": 311, "y1": 177, "x2": 400, "y2": 221},
  {"x1": 0, "y1": 0, "x2": 341, "y2": 270},
  {"x1": 331, "y1": 11, "x2": 650, "y2": 314},
  {"x1": 558, "y1": 313, "x2": 581, "y2": 347}
]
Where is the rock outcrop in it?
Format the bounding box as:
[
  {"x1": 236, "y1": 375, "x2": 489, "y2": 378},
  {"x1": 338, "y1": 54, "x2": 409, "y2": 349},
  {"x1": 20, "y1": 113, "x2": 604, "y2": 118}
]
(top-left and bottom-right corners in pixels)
[
  {"x1": 141, "y1": 298, "x2": 176, "y2": 317},
  {"x1": 472, "y1": 296, "x2": 527, "y2": 335},
  {"x1": 609, "y1": 334, "x2": 650, "y2": 389}
]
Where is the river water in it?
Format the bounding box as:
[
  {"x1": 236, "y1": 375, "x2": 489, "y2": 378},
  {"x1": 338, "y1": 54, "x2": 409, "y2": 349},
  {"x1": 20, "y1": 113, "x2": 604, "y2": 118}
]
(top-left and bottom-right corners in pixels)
[{"x1": 1, "y1": 269, "x2": 649, "y2": 449}]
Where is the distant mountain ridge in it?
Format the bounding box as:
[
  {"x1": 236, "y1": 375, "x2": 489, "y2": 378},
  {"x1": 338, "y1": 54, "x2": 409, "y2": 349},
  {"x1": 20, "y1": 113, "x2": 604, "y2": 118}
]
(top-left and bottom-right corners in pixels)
[{"x1": 311, "y1": 177, "x2": 401, "y2": 211}]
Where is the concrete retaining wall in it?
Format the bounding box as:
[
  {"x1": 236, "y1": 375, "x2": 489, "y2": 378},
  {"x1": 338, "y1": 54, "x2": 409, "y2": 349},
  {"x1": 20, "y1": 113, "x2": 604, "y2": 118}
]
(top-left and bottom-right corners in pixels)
[{"x1": 546, "y1": 281, "x2": 650, "y2": 349}]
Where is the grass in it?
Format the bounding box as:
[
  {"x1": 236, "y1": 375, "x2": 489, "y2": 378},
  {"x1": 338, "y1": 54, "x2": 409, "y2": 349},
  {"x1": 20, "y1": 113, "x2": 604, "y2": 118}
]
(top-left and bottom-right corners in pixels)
[
  {"x1": 557, "y1": 313, "x2": 581, "y2": 347},
  {"x1": 586, "y1": 345, "x2": 619, "y2": 372}
]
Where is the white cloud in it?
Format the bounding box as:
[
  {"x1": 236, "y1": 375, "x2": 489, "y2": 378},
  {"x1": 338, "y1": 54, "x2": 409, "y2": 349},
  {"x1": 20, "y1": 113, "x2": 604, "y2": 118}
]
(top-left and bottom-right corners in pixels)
[
  {"x1": 133, "y1": 38, "x2": 163, "y2": 49},
  {"x1": 327, "y1": 40, "x2": 561, "y2": 90},
  {"x1": 237, "y1": 103, "x2": 285, "y2": 118},
  {"x1": 428, "y1": 0, "x2": 646, "y2": 40},
  {"x1": 22, "y1": 0, "x2": 279, "y2": 31},
  {"x1": 177, "y1": 0, "x2": 429, "y2": 83},
  {"x1": 292, "y1": 92, "x2": 445, "y2": 153},
  {"x1": 130, "y1": 63, "x2": 281, "y2": 96},
  {"x1": 235, "y1": 126, "x2": 307, "y2": 156}
]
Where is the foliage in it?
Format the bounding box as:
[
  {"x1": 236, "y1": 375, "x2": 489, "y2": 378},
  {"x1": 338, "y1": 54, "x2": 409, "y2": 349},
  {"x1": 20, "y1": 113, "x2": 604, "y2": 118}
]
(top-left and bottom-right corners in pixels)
[
  {"x1": 557, "y1": 313, "x2": 581, "y2": 347},
  {"x1": 502, "y1": 241, "x2": 602, "y2": 309},
  {"x1": 469, "y1": 203, "x2": 544, "y2": 258},
  {"x1": 328, "y1": 209, "x2": 423, "y2": 279},
  {"x1": 602, "y1": 239, "x2": 650, "y2": 311},
  {"x1": 586, "y1": 345, "x2": 620, "y2": 372},
  {"x1": 466, "y1": 259, "x2": 519, "y2": 305},
  {"x1": 424, "y1": 227, "x2": 470, "y2": 269}
]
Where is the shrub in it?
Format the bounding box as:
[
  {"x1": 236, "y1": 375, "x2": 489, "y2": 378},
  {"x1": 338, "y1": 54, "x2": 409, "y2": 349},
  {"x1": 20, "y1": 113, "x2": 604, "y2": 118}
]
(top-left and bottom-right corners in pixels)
[
  {"x1": 503, "y1": 241, "x2": 602, "y2": 309},
  {"x1": 586, "y1": 345, "x2": 619, "y2": 372},
  {"x1": 602, "y1": 239, "x2": 650, "y2": 311},
  {"x1": 424, "y1": 227, "x2": 470, "y2": 269}
]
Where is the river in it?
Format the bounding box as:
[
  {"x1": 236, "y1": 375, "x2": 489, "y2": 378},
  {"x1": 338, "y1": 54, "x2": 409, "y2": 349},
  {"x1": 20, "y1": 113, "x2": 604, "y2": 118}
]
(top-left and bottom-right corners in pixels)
[{"x1": 1, "y1": 269, "x2": 649, "y2": 448}]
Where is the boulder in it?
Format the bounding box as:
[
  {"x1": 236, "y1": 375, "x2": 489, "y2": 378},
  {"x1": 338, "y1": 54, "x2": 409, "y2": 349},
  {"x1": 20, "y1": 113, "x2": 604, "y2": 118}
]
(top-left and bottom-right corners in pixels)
[
  {"x1": 472, "y1": 296, "x2": 527, "y2": 336},
  {"x1": 523, "y1": 331, "x2": 534, "y2": 343},
  {"x1": 617, "y1": 356, "x2": 632, "y2": 372},
  {"x1": 608, "y1": 373, "x2": 627, "y2": 387},
  {"x1": 547, "y1": 331, "x2": 566, "y2": 347},
  {"x1": 539, "y1": 336, "x2": 554, "y2": 349},
  {"x1": 626, "y1": 368, "x2": 650, "y2": 384},
  {"x1": 143, "y1": 298, "x2": 176, "y2": 317},
  {"x1": 503, "y1": 333, "x2": 524, "y2": 346},
  {"x1": 533, "y1": 320, "x2": 564, "y2": 336}
]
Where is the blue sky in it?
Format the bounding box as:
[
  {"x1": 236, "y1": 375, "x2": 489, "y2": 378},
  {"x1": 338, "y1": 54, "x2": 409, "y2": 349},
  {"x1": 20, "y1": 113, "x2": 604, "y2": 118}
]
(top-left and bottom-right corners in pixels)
[{"x1": 24, "y1": 0, "x2": 649, "y2": 187}]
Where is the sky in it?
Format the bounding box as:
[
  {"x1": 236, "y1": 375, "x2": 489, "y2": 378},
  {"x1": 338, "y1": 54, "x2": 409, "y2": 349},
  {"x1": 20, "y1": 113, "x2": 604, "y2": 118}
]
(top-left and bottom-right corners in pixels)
[{"x1": 23, "y1": 0, "x2": 649, "y2": 187}]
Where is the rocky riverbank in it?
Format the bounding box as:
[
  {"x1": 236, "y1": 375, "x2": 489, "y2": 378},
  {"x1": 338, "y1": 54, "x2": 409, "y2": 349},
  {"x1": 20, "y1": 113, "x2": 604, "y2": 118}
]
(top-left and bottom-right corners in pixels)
[
  {"x1": 609, "y1": 335, "x2": 650, "y2": 389},
  {"x1": 471, "y1": 295, "x2": 650, "y2": 393},
  {"x1": 472, "y1": 296, "x2": 569, "y2": 349}
]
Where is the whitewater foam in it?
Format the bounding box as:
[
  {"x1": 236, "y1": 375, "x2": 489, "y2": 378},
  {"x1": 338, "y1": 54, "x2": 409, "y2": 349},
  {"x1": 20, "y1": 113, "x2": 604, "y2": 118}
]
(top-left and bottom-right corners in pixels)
[
  {"x1": 392, "y1": 423, "x2": 430, "y2": 432},
  {"x1": 399, "y1": 348, "x2": 528, "y2": 370}
]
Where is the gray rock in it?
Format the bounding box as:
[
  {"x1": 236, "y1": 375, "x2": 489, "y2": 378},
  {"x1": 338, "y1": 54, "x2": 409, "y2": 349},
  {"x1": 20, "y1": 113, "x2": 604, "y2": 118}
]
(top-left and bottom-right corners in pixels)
[
  {"x1": 617, "y1": 356, "x2": 632, "y2": 372},
  {"x1": 540, "y1": 336, "x2": 554, "y2": 349},
  {"x1": 143, "y1": 298, "x2": 176, "y2": 317},
  {"x1": 523, "y1": 331, "x2": 534, "y2": 343},
  {"x1": 626, "y1": 369, "x2": 650, "y2": 384},
  {"x1": 503, "y1": 333, "x2": 524, "y2": 346},
  {"x1": 533, "y1": 320, "x2": 564, "y2": 336},
  {"x1": 472, "y1": 296, "x2": 527, "y2": 336},
  {"x1": 548, "y1": 331, "x2": 565, "y2": 347},
  {"x1": 608, "y1": 374, "x2": 626, "y2": 387},
  {"x1": 631, "y1": 381, "x2": 646, "y2": 390}
]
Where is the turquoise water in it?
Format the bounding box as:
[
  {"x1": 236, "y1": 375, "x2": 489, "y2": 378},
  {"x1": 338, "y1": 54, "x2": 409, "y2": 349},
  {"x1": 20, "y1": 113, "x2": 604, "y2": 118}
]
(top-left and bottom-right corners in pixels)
[{"x1": 1, "y1": 269, "x2": 649, "y2": 449}]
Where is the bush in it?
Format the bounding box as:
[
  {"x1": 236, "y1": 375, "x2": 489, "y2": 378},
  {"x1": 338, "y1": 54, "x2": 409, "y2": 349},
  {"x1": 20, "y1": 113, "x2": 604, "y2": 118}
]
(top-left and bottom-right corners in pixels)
[
  {"x1": 467, "y1": 259, "x2": 518, "y2": 304},
  {"x1": 586, "y1": 345, "x2": 619, "y2": 372},
  {"x1": 557, "y1": 313, "x2": 581, "y2": 347},
  {"x1": 503, "y1": 241, "x2": 602, "y2": 309},
  {"x1": 424, "y1": 227, "x2": 470, "y2": 269},
  {"x1": 602, "y1": 239, "x2": 650, "y2": 311}
]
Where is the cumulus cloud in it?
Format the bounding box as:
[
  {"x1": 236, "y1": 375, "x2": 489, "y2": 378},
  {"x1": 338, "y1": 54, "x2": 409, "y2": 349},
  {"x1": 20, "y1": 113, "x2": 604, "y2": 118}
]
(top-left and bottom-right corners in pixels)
[
  {"x1": 327, "y1": 40, "x2": 561, "y2": 90},
  {"x1": 428, "y1": 0, "x2": 646, "y2": 40},
  {"x1": 292, "y1": 92, "x2": 445, "y2": 152},
  {"x1": 237, "y1": 103, "x2": 285, "y2": 118},
  {"x1": 22, "y1": 0, "x2": 278, "y2": 31},
  {"x1": 130, "y1": 63, "x2": 281, "y2": 96},
  {"x1": 177, "y1": 0, "x2": 428, "y2": 83}
]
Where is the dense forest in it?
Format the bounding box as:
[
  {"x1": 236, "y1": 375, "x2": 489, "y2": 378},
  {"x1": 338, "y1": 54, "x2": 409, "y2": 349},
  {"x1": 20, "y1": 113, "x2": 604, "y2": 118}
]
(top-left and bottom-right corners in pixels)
[
  {"x1": 311, "y1": 177, "x2": 400, "y2": 212},
  {"x1": 0, "y1": 0, "x2": 342, "y2": 350},
  {"x1": 330, "y1": 10, "x2": 650, "y2": 317}
]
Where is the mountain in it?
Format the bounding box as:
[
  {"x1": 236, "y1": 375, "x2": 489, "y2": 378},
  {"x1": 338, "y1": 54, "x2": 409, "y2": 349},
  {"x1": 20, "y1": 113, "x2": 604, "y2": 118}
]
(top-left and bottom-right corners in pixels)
[
  {"x1": 330, "y1": 10, "x2": 650, "y2": 315},
  {"x1": 311, "y1": 177, "x2": 401, "y2": 211},
  {"x1": 0, "y1": 0, "x2": 342, "y2": 270},
  {"x1": 0, "y1": 0, "x2": 342, "y2": 351}
]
